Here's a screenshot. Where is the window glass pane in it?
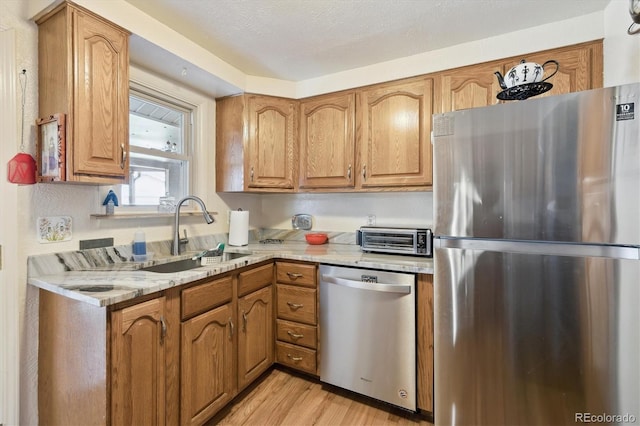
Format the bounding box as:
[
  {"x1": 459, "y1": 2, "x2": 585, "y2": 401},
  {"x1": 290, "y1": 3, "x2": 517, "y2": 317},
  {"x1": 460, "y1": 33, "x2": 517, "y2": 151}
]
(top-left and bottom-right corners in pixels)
[
  {"x1": 122, "y1": 87, "x2": 193, "y2": 206},
  {"x1": 129, "y1": 95, "x2": 185, "y2": 154}
]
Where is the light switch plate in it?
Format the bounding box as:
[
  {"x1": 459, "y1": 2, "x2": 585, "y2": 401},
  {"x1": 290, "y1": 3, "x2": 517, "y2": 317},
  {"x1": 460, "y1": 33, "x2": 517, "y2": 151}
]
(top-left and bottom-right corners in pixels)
[{"x1": 292, "y1": 214, "x2": 312, "y2": 230}]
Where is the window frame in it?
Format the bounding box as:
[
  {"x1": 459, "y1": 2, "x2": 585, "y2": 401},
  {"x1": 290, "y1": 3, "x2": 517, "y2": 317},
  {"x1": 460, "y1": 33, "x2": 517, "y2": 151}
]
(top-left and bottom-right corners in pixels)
[{"x1": 108, "y1": 65, "x2": 216, "y2": 213}]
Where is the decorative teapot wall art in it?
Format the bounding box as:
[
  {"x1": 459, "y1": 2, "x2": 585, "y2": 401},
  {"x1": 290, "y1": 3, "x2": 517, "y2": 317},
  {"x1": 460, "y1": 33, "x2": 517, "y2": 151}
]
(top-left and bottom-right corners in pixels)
[{"x1": 495, "y1": 59, "x2": 559, "y2": 90}]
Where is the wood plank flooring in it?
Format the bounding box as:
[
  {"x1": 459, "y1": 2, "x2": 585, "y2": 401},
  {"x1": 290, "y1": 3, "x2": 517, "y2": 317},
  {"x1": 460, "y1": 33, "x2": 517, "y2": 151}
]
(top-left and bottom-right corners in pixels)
[{"x1": 207, "y1": 367, "x2": 433, "y2": 426}]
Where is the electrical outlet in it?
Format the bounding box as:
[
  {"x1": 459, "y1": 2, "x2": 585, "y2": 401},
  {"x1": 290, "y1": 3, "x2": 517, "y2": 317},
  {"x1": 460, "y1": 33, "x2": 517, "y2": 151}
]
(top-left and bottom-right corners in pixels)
[{"x1": 367, "y1": 214, "x2": 376, "y2": 226}]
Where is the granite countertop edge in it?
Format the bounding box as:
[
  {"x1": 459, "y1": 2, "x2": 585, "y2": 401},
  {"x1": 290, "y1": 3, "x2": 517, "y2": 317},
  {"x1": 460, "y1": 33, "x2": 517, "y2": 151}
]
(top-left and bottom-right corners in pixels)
[{"x1": 28, "y1": 240, "x2": 434, "y2": 308}]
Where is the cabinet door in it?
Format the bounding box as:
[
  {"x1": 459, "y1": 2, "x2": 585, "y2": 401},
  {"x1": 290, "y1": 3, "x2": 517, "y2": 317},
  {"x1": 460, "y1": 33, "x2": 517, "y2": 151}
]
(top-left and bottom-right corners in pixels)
[
  {"x1": 111, "y1": 297, "x2": 166, "y2": 426},
  {"x1": 502, "y1": 42, "x2": 602, "y2": 99},
  {"x1": 417, "y1": 274, "x2": 434, "y2": 413},
  {"x1": 181, "y1": 303, "x2": 235, "y2": 426},
  {"x1": 299, "y1": 92, "x2": 356, "y2": 189},
  {"x1": 73, "y1": 8, "x2": 129, "y2": 180},
  {"x1": 247, "y1": 95, "x2": 297, "y2": 190},
  {"x1": 440, "y1": 61, "x2": 504, "y2": 113},
  {"x1": 238, "y1": 285, "x2": 274, "y2": 390},
  {"x1": 357, "y1": 77, "x2": 434, "y2": 188}
]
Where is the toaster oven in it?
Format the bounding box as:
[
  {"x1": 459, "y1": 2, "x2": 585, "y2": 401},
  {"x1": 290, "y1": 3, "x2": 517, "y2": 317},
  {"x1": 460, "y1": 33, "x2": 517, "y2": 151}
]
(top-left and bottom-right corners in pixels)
[{"x1": 356, "y1": 226, "x2": 433, "y2": 257}]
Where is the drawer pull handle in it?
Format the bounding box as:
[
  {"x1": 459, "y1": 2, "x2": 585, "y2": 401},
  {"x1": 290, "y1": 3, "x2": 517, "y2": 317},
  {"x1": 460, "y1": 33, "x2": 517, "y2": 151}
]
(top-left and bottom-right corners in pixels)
[
  {"x1": 286, "y1": 272, "x2": 303, "y2": 280},
  {"x1": 287, "y1": 353, "x2": 303, "y2": 362},
  {"x1": 286, "y1": 302, "x2": 303, "y2": 310},
  {"x1": 287, "y1": 330, "x2": 304, "y2": 340}
]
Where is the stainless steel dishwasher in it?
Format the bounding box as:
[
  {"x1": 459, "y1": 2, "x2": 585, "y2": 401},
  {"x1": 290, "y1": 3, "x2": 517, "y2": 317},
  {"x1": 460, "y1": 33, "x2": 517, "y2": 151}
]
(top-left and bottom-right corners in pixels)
[{"x1": 319, "y1": 264, "x2": 416, "y2": 411}]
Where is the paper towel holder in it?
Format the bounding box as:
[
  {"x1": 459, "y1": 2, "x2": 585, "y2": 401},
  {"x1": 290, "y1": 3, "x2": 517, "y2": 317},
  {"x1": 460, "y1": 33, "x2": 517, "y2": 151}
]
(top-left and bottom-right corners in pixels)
[{"x1": 229, "y1": 208, "x2": 249, "y2": 246}]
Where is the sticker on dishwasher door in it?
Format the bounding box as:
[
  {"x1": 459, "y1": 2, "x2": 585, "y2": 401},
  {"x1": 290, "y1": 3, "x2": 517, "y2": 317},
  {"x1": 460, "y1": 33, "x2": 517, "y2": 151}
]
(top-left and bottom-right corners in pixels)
[{"x1": 361, "y1": 274, "x2": 378, "y2": 283}]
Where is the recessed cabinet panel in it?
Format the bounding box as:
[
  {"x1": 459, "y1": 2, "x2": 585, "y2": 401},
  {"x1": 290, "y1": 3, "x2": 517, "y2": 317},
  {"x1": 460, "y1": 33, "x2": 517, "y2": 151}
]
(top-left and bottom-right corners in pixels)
[
  {"x1": 247, "y1": 96, "x2": 297, "y2": 189},
  {"x1": 299, "y1": 92, "x2": 356, "y2": 188},
  {"x1": 238, "y1": 285, "x2": 274, "y2": 390},
  {"x1": 357, "y1": 77, "x2": 434, "y2": 187},
  {"x1": 111, "y1": 297, "x2": 166, "y2": 426},
  {"x1": 440, "y1": 61, "x2": 503, "y2": 113},
  {"x1": 181, "y1": 303, "x2": 235, "y2": 426}
]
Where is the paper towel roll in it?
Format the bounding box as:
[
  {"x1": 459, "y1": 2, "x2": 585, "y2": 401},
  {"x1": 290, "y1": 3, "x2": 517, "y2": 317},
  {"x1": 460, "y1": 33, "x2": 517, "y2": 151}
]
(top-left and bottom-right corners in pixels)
[{"x1": 228, "y1": 210, "x2": 249, "y2": 246}]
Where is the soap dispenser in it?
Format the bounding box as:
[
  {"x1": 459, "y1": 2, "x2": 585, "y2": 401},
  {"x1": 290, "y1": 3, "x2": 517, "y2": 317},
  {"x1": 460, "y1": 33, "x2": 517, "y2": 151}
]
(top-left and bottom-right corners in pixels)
[{"x1": 133, "y1": 230, "x2": 147, "y2": 256}]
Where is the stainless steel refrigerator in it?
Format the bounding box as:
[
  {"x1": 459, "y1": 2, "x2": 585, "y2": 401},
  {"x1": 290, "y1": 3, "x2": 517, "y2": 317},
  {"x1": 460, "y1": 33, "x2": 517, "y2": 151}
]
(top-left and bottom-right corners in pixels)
[{"x1": 432, "y1": 83, "x2": 639, "y2": 426}]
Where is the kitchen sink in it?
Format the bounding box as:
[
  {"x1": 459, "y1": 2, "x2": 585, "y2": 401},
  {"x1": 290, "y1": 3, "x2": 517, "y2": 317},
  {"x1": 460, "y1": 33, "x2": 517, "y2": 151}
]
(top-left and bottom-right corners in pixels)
[{"x1": 141, "y1": 252, "x2": 251, "y2": 273}]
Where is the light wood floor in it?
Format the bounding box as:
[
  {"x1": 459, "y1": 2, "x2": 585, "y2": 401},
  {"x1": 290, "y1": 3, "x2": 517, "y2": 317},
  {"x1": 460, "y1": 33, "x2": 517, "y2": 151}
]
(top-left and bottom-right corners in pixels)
[{"x1": 207, "y1": 367, "x2": 433, "y2": 426}]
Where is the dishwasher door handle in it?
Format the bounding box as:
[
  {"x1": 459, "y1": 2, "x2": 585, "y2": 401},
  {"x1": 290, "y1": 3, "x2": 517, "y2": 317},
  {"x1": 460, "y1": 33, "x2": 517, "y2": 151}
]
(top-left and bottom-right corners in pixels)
[{"x1": 321, "y1": 275, "x2": 412, "y2": 294}]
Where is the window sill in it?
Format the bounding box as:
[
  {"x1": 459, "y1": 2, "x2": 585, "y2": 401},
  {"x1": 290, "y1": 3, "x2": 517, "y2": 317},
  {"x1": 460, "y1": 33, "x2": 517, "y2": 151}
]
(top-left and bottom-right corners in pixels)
[{"x1": 90, "y1": 211, "x2": 218, "y2": 220}]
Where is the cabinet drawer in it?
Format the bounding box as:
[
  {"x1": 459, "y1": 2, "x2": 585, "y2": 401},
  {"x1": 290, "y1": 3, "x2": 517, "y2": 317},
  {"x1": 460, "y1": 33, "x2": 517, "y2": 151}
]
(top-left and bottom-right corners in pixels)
[
  {"x1": 276, "y1": 284, "x2": 316, "y2": 325},
  {"x1": 276, "y1": 262, "x2": 316, "y2": 288},
  {"x1": 276, "y1": 341, "x2": 317, "y2": 375},
  {"x1": 276, "y1": 319, "x2": 317, "y2": 349},
  {"x1": 181, "y1": 276, "x2": 233, "y2": 320},
  {"x1": 238, "y1": 263, "x2": 273, "y2": 297}
]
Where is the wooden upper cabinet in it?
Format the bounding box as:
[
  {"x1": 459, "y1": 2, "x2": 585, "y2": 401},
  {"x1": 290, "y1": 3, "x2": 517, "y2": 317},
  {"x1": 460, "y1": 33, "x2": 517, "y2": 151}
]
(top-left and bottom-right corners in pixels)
[
  {"x1": 248, "y1": 96, "x2": 298, "y2": 189},
  {"x1": 357, "y1": 76, "x2": 434, "y2": 188},
  {"x1": 36, "y1": 1, "x2": 130, "y2": 183},
  {"x1": 440, "y1": 40, "x2": 603, "y2": 113},
  {"x1": 299, "y1": 92, "x2": 356, "y2": 189},
  {"x1": 500, "y1": 40, "x2": 603, "y2": 98},
  {"x1": 216, "y1": 94, "x2": 298, "y2": 192},
  {"x1": 439, "y1": 60, "x2": 504, "y2": 113}
]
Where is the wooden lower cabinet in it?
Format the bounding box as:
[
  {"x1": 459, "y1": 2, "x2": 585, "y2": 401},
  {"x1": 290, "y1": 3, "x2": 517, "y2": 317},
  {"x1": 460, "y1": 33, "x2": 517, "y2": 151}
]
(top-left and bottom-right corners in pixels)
[
  {"x1": 417, "y1": 273, "x2": 434, "y2": 413},
  {"x1": 274, "y1": 261, "x2": 319, "y2": 375},
  {"x1": 238, "y1": 285, "x2": 274, "y2": 390},
  {"x1": 180, "y1": 264, "x2": 274, "y2": 425},
  {"x1": 181, "y1": 303, "x2": 235, "y2": 426},
  {"x1": 111, "y1": 297, "x2": 167, "y2": 426},
  {"x1": 38, "y1": 261, "x2": 432, "y2": 424}
]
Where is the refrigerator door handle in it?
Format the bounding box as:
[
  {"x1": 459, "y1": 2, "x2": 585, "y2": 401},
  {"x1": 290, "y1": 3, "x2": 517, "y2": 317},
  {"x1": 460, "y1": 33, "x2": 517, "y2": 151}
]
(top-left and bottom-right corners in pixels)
[{"x1": 435, "y1": 237, "x2": 640, "y2": 260}]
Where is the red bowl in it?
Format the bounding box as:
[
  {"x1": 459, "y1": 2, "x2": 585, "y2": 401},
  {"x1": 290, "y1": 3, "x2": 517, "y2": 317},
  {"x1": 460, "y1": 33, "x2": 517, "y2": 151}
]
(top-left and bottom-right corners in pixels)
[{"x1": 305, "y1": 233, "x2": 328, "y2": 245}]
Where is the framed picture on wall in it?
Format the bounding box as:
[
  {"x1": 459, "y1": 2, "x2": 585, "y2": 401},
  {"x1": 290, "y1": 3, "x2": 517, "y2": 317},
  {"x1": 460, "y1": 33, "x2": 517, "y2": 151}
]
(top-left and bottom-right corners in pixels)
[{"x1": 36, "y1": 113, "x2": 66, "y2": 182}]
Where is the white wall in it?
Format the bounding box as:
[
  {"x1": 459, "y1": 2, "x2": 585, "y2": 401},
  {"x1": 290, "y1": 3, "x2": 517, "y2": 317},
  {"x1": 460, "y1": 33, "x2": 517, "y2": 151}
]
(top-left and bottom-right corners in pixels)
[
  {"x1": 3, "y1": 0, "x2": 638, "y2": 423},
  {"x1": 603, "y1": 0, "x2": 640, "y2": 86}
]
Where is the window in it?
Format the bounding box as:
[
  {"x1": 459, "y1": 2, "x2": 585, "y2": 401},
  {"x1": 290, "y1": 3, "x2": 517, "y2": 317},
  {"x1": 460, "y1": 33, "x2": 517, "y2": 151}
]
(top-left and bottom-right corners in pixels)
[{"x1": 123, "y1": 84, "x2": 194, "y2": 206}]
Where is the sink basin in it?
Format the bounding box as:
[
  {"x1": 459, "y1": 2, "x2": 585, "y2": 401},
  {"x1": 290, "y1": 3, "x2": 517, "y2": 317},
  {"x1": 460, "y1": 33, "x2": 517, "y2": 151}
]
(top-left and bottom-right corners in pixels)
[
  {"x1": 141, "y1": 252, "x2": 251, "y2": 273},
  {"x1": 218, "y1": 252, "x2": 251, "y2": 261}
]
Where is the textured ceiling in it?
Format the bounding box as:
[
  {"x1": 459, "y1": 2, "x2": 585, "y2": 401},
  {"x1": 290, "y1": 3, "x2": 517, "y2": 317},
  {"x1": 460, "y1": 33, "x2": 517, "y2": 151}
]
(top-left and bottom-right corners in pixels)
[{"x1": 124, "y1": 0, "x2": 611, "y2": 82}]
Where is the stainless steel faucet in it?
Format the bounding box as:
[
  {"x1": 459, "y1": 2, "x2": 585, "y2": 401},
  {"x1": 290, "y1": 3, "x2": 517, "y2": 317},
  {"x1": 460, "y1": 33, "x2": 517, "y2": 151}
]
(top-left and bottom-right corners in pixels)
[{"x1": 172, "y1": 196, "x2": 214, "y2": 255}]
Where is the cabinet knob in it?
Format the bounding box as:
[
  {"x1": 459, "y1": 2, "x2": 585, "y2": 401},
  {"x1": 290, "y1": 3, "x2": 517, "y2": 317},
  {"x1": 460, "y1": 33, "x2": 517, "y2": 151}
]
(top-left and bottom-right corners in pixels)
[
  {"x1": 347, "y1": 164, "x2": 352, "y2": 180},
  {"x1": 362, "y1": 164, "x2": 367, "y2": 181},
  {"x1": 242, "y1": 311, "x2": 248, "y2": 332},
  {"x1": 250, "y1": 166, "x2": 254, "y2": 182}
]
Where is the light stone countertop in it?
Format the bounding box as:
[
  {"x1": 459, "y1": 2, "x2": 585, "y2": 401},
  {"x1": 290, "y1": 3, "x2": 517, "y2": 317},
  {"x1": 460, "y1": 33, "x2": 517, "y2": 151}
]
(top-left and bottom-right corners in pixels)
[{"x1": 27, "y1": 231, "x2": 433, "y2": 307}]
